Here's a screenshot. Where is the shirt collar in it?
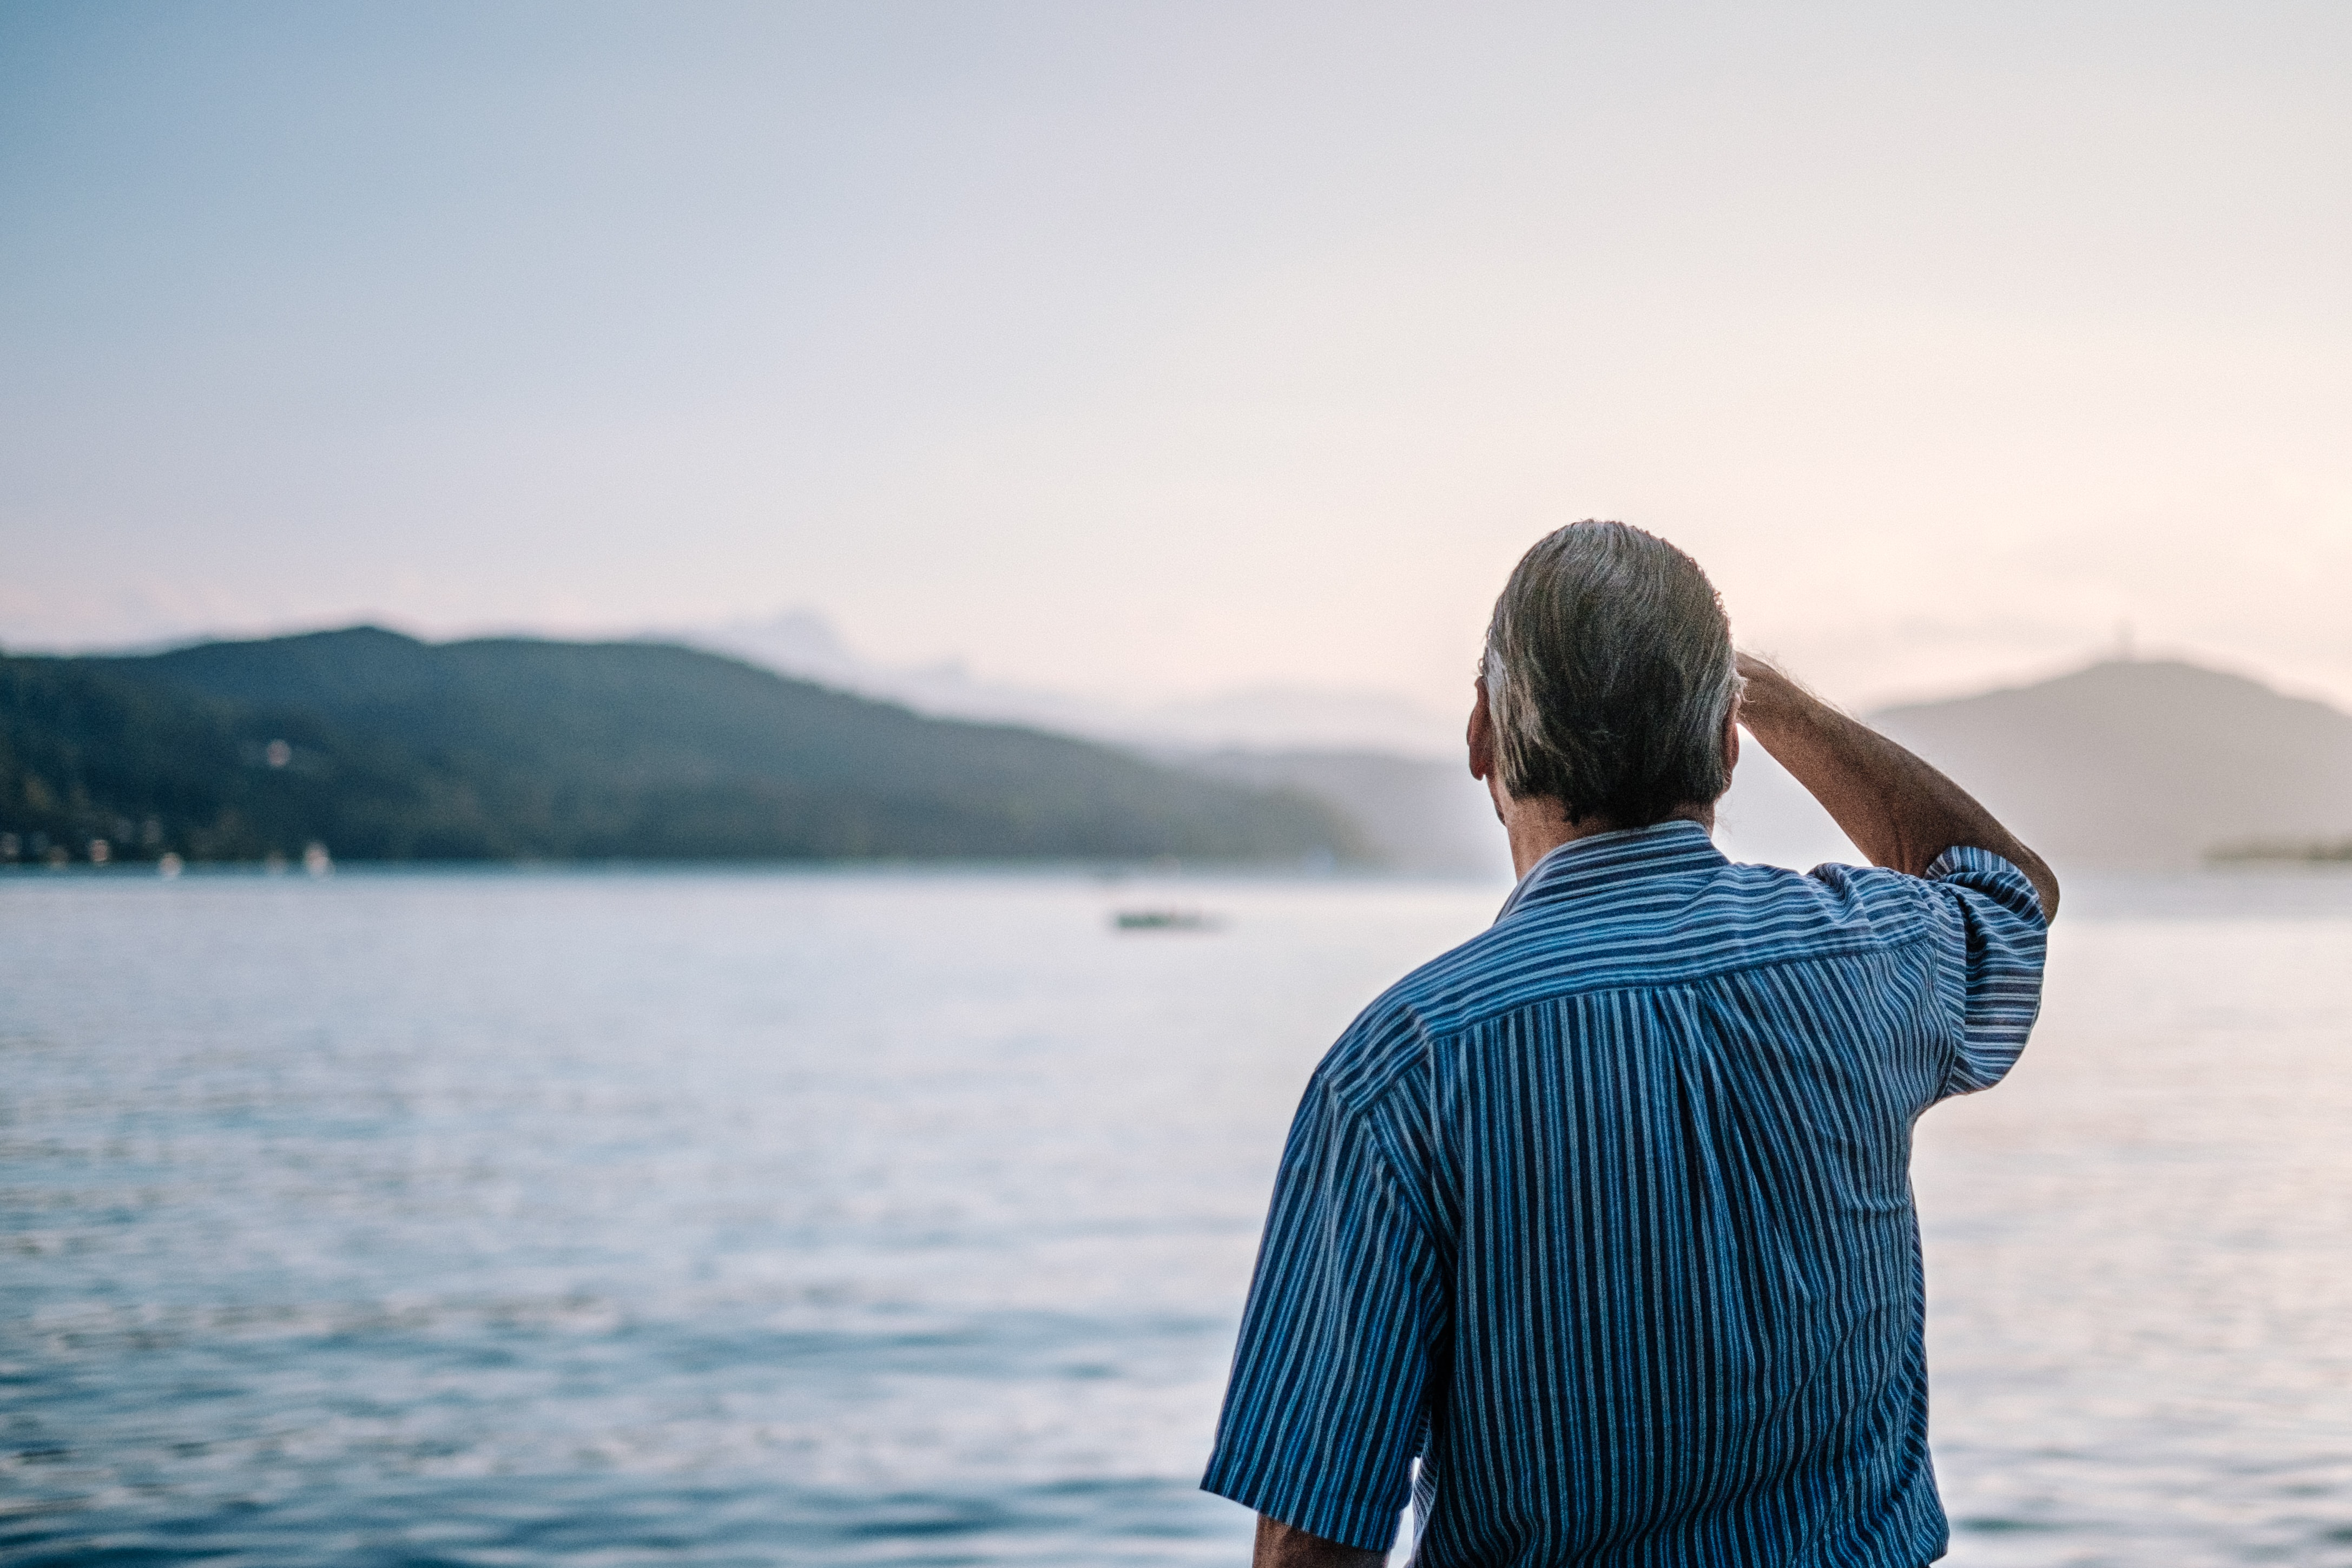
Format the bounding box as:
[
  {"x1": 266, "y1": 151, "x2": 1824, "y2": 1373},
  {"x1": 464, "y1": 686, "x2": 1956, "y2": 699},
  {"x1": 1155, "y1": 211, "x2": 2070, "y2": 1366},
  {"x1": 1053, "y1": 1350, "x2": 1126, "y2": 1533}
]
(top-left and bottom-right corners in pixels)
[{"x1": 1494, "y1": 818, "x2": 1729, "y2": 924}]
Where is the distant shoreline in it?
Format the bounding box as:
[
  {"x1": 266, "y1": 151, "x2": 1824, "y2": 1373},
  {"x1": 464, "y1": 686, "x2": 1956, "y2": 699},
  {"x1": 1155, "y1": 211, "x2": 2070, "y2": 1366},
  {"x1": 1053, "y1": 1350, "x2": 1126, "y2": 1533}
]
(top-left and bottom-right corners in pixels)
[
  {"x1": 2207, "y1": 840, "x2": 2352, "y2": 866},
  {"x1": 0, "y1": 856, "x2": 1513, "y2": 885}
]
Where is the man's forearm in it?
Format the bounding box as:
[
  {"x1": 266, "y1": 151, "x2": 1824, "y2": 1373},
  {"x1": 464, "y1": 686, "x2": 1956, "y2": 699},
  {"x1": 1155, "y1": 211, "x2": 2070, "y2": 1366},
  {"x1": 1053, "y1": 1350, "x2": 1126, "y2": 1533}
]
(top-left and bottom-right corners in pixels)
[
  {"x1": 1254, "y1": 1514, "x2": 1386, "y2": 1567},
  {"x1": 1735, "y1": 654, "x2": 2060, "y2": 920}
]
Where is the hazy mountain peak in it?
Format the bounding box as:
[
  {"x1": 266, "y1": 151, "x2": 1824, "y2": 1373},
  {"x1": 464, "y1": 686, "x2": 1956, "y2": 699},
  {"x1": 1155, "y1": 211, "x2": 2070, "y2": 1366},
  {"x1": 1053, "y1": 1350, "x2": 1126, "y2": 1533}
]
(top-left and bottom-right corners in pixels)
[
  {"x1": 1876, "y1": 658, "x2": 2352, "y2": 868},
  {"x1": 674, "y1": 609, "x2": 1465, "y2": 759},
  {"x1": 1881, "y1": 656, "x2": 2340, "y2": 724}
]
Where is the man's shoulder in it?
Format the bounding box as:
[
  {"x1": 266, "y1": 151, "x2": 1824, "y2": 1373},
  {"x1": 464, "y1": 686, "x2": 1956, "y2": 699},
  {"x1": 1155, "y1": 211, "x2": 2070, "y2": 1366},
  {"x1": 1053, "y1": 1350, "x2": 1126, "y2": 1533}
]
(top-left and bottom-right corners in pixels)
[
  {"x1": 1316, "y1": 858, "x2": 1947, "y2": 1108},
  {"x1": 1308, "y1": 925, "x2": 1511, "y2": 1115}
]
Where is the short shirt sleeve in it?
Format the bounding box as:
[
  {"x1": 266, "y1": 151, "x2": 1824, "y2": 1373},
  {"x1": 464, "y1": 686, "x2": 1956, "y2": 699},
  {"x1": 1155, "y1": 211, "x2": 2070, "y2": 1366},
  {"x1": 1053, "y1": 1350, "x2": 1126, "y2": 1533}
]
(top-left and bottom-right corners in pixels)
[
  {"x1": 1920, "y1": 844, "x2": 2049, "y2": 1099},
  {"x1": 1201, "y1": 1071, "x2": 1439, "y2": 1553}
]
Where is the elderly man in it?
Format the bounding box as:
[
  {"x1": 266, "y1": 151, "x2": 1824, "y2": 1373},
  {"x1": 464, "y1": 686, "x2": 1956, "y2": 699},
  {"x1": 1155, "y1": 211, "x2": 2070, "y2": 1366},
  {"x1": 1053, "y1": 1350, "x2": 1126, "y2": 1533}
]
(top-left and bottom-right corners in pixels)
[{"x1": 1202, "y1": 522, "x2": 2056, "y2": 1567}]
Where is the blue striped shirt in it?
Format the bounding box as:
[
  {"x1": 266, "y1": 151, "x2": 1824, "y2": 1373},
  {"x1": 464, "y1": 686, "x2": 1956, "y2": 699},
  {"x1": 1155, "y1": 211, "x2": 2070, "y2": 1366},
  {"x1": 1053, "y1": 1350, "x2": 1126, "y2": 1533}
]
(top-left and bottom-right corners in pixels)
[{"x1": 1203, "y1": 820, "x2": 2047, "y2": 1565}]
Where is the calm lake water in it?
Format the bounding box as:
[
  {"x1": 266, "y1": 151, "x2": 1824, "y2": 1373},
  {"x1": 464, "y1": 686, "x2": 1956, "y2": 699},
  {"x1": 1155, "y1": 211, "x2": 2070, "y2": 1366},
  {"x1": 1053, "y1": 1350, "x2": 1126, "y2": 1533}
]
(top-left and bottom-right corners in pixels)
[{"x1": 4, "y1": 865, "x2": 2349, "y2": 1566}]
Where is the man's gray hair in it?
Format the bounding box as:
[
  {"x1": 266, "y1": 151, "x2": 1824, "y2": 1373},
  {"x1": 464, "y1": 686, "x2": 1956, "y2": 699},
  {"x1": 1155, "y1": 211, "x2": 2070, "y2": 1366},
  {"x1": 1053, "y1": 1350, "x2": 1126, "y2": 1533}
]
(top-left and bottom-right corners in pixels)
[{"x1": 1481, "y1": 521, "x2": 1740, "y2": 826}]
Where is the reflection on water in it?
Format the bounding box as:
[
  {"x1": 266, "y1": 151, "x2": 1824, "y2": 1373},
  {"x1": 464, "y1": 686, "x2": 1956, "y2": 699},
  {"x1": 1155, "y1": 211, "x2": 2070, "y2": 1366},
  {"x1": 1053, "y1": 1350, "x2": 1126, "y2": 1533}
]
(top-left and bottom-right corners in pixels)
[
  {"x1": 1918, "y1": 881, "x2": 2352, "y2": 1565},
  {"x1": 3, "y1": 867, "x2": 2349, "y2": 1565}
]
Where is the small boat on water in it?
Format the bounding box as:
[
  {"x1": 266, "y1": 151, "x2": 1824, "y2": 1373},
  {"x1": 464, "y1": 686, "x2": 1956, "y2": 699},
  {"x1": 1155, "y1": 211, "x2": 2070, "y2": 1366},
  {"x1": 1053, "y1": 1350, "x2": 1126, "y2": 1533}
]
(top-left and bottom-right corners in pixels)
[{"x1": 1112, "y1": 908, "x2": 1217, "y2": 932}]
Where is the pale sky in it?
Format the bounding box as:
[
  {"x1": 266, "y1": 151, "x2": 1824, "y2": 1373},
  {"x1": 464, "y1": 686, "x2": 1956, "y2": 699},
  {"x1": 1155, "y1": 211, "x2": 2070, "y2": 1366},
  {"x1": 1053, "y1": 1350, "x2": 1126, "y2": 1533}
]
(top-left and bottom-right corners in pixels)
[{"x1": 4, "y1": 1, "x2": 2348, "y2": 716}]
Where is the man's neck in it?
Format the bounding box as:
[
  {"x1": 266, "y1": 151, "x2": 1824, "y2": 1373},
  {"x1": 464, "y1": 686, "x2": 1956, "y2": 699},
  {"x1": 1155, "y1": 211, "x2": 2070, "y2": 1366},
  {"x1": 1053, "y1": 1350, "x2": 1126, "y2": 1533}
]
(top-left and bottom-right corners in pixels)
[{"x1": 1491, "y1": 781, "x2": 1716, "y2": 880}]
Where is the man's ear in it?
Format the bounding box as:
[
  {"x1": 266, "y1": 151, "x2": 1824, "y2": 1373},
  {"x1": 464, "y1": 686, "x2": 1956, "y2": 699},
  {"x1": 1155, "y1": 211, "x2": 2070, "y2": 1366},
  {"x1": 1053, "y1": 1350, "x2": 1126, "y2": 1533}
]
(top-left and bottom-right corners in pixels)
[
  {"x1": 1722, "y1": 703, "x2": 1742, "y2": 783},
  {"x1": 1468, "y1": 678, "x2": 1495, "y2": 782}
]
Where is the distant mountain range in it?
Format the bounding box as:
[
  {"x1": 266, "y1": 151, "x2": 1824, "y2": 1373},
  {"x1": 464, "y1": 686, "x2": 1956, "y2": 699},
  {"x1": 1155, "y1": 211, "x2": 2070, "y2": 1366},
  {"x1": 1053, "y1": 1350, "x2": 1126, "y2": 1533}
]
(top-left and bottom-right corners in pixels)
[
  {"x1": 683, "y1": 612, "x2": 2352, "y2": 873},
  {"x1": 6, "y1": 627, "x2": 2343, "y2": 875},
  {"x1": 0, "y1": 629, "x2": 1363, "y2": 866}
]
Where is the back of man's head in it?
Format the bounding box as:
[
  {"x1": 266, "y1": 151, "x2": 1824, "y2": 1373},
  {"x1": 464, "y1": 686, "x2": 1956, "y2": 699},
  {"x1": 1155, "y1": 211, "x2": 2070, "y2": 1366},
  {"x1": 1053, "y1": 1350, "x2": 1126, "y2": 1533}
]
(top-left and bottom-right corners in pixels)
[{"x1": 1483, "y1": 521, "x2": 1738, "y2": 827}]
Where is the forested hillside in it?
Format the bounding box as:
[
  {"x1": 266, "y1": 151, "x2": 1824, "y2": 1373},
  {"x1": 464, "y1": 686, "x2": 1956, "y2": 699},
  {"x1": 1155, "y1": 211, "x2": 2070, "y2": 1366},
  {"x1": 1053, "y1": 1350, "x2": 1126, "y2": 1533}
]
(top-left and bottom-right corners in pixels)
[{"x1": 0, "y1": 629, "x2": 1365, "y2": 865}]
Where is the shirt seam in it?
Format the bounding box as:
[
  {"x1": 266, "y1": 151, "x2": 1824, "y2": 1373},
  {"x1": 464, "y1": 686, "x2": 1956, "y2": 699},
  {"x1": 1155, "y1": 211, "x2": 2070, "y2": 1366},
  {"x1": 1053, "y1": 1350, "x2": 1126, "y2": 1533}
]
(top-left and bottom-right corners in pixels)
[
  {"x1": 1393, "y1": 925, "x2": 1947, "y2": 1050},
  {"x1": 1321, "y1": 1035, "x2": 1446, "y2": 1260}
]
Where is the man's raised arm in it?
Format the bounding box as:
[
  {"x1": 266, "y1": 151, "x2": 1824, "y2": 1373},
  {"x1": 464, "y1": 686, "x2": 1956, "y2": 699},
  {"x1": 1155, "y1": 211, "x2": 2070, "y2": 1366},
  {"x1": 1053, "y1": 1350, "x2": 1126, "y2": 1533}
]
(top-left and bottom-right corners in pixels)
[{"x1": 1735, "y1": 653, "x2": 2060, "y2": 921}]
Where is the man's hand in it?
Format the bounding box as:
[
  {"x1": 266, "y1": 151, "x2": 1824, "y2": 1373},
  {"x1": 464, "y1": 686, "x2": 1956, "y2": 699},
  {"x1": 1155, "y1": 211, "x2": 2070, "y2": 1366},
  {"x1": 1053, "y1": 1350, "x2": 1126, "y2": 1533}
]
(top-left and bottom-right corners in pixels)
[
  {"x1": 1734, "y1": 653, "x2": 2060, "y2": 920},
  {"x1": 1254, "y1": 1513, "x2": 1388, "y2": 1567}
]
